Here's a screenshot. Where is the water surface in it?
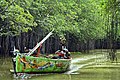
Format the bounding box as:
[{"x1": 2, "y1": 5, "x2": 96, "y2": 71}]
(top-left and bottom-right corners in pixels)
[{"x1": 0, "y1": 53, "x2": 120, "y2": 80}]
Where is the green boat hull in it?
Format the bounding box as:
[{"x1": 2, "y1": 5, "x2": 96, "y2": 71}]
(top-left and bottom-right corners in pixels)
[{"x1": 15, "y1": 55, "x2": 71, "y2": 73}]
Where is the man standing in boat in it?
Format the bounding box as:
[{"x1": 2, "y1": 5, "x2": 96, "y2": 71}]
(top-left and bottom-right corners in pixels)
[
  {"x1": 36, "y1": 44, "x2": 43, "y2": 57},
  {"x1": 31, "y1": 43, "x2": 43, "y2": 57}
]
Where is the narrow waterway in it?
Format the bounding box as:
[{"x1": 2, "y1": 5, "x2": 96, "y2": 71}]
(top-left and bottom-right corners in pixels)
[{"x1": 0, "y1": 53, "x2": 120, "y2": 80}]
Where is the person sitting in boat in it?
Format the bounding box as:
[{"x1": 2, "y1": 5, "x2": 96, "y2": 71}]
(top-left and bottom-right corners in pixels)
[
  {"x1": 51, "y1": 50, "x2": 60, "y2": 59},
  {"x1": 63, "y1": 48, "x2": 71, "y2": 59},
  {"x1": 53, "y1": 50, "x2": 64, "y2": 59},
  {"x1": 53, "y1": 48, "x2": 71, "y2": 59}
]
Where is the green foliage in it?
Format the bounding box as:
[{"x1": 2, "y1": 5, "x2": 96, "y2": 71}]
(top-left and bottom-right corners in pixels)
[
  {"x1": 103, "y1": 0, "x2": 120, "y2": 39},
  {"x1": 0, "y1": 0, "x2": 35, "y2": 35},
  {"x1": 0, "y1": 0, "x2": 113, "y2": 43},
  {"x1": 28, "y1": 0, "x2": 106, "y2": 41}
]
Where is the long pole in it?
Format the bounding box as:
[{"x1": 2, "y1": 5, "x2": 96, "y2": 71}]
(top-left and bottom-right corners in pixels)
[{"x1": 27, "y1": 29, "x2": 54, "y2": 56}]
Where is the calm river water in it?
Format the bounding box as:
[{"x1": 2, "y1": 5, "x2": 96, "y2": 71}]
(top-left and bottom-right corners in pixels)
[{"x1": 0, "y1": 53, "x2": 120, "y2": 80}]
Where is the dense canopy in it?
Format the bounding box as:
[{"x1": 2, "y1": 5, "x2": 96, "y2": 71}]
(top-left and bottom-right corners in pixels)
[{"x1": 0, "y1": 0, "x2": 120, "y2": 56}]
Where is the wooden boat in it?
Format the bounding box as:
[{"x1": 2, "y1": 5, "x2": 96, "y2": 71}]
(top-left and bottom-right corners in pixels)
[
  {"x1": 11, "y1": 30, "x2": 71, "y2": 74},
  {"x1": 13, "y1": 54, "x2": 71, "y2": 73}
]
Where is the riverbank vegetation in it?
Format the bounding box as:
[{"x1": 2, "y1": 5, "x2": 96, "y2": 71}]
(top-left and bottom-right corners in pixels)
[{"x1": 0, "y1": 0, "x2": 120, "y2": 62}]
